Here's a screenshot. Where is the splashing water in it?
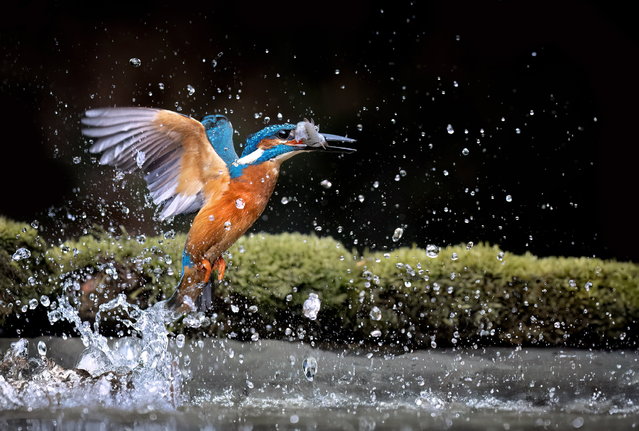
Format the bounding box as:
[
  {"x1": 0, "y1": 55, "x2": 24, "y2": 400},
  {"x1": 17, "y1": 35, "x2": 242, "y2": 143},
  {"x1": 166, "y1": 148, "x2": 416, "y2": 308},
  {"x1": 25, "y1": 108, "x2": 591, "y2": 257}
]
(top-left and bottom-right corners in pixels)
[
  {"x1": 2, "y1": 294, "x2": 639, "y2": 429},
  {"x1": 0, "y1": 294, "x2": 181, "y2": 411}
]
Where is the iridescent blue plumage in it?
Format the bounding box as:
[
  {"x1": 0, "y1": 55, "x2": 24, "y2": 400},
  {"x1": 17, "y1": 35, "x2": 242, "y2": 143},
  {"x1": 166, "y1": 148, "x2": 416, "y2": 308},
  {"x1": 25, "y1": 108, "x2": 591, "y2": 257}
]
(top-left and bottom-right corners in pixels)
[
  {"x1": 201, "y1": 115, "x2": 238, "y2": 165},
  {"x1": 243, "y1": 123, "x2": 296, "y2": 155}
]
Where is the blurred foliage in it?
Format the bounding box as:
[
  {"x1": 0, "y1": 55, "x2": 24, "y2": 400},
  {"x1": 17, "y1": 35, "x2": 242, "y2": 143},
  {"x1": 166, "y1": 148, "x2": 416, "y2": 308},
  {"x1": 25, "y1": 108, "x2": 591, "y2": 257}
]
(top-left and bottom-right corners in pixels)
[{"x1": 1, "y1": 216, "x2": 638, "y2": 348}]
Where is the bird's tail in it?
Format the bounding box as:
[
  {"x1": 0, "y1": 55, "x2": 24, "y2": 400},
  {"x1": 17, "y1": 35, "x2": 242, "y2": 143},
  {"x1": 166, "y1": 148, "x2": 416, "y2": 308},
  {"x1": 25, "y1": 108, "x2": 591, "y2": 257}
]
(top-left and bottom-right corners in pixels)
[
  {"x1": 166, "y1": 281, "x2": 213, "y2": 313},
  {"x1": 195, "y1": 281, "x2": 214, "y2": 311},
  {"x1": 166, "y1": 266, "x2": 214, "y2": 313}
]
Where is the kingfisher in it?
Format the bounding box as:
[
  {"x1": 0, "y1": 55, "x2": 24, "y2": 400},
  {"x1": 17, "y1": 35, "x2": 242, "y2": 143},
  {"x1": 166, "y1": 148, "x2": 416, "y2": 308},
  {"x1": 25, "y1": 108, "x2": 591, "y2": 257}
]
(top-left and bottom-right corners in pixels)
[{"x1": 81, "y1": 107, "x2": 355, "y2": 313}]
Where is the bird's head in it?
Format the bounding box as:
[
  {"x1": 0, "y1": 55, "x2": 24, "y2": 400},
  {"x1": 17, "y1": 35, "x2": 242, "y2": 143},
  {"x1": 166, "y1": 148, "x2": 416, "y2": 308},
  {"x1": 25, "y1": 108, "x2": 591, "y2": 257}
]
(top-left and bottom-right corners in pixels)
[{"x1": 235, "y1": 120, "x2": 356, "y2": 167}]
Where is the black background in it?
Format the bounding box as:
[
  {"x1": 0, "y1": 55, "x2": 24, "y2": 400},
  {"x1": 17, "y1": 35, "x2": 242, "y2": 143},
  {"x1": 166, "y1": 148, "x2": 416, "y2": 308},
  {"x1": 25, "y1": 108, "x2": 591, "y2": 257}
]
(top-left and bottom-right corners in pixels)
[{"x1": 1, "y1": 0, "x2": 637, "y2": 261}]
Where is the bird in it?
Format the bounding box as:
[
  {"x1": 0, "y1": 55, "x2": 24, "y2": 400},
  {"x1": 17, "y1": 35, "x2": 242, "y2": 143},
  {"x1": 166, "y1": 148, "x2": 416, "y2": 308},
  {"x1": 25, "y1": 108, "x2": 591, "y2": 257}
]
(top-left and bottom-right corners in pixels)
[{"x1": 81, "y1": 107, "x2": 356, "y2": 313}]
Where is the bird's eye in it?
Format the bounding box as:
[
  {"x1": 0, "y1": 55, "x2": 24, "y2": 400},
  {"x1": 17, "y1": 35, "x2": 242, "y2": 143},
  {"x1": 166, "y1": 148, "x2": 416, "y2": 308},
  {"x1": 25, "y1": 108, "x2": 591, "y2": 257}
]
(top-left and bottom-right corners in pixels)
[{"x1": 277, "y1": 130, "x2": 290, "y2": 139}]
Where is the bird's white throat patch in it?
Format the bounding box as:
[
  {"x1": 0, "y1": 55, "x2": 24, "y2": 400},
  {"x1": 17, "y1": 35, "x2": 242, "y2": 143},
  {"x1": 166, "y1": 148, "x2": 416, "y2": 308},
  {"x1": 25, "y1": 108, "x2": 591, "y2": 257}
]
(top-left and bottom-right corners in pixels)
[{"x1": 235, "y1": 148, "x2": 264, "y2": 165}]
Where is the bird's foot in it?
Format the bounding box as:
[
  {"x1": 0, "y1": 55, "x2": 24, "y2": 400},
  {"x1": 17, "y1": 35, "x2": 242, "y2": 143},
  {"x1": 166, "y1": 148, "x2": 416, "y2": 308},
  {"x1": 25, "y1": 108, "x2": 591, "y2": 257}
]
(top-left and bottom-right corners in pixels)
[
  {"x1": 201, "y1": 259, "x2": 212, "y2": 284},
  {"x1": 212, "y1": 256, "x2": 226, "y2": 281}
]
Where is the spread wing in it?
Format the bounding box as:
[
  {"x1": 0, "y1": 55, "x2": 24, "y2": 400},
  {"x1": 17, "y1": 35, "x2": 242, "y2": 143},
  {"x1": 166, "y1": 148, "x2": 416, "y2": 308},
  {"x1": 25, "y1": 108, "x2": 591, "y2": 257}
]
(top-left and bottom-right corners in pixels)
[{"x1": 82, "y1": 107, "x2": 231, "y2": 220}]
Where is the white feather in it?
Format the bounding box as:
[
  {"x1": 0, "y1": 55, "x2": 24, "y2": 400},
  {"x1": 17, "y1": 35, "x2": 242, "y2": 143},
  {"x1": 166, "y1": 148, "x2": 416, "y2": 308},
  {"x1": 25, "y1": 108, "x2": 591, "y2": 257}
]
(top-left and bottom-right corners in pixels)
[{"x1": 235, "y1": 148, "x2": 264, "y2": 165}]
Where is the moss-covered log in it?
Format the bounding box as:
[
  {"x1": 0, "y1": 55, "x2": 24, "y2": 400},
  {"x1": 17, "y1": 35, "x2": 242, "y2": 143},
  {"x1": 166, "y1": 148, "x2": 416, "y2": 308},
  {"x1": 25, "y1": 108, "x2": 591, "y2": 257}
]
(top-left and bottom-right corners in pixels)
[{"x1": 1, "y1": 216, "x2": 638, "y2": 348}]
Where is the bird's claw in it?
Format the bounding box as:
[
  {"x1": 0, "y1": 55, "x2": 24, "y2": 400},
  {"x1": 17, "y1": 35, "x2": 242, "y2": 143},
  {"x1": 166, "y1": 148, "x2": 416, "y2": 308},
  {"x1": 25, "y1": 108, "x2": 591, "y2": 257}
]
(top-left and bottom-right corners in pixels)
[
  {"x1": 201, "y1": 259, "x2": 212, "y2": 284},
  {"x1": 212, "y1": 257, "x2": 226, "y2": 281}
]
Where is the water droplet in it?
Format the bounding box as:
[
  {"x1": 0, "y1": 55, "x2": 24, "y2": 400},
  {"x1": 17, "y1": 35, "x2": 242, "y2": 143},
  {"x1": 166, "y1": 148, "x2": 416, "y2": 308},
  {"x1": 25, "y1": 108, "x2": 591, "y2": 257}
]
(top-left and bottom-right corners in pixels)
[
  {"x1": 281, "y1": 196, "x2": 290, "y2": 205},
  {"x1": 451, "y1": 252, "x2": 459, "y2": 261},
  {"x1": 135, "y1": 150, "x2": 146, "y2": 168},
  {"x1": 231, "y1": 304, "x2": 239, "y2": 313},
  {"x1": 186, "y1": 84, "x2": 195, "y2": 96},
  {"x1": 303, "y1": 293, "x2": 321, "y2": 320},
  {"x1": 505, "y1": 194, "x2": 512, "y2": 202},
  {"x1": 277, "y1": 112, "x2": 283, "y2": 121},
  {"x1": 48, "y1": 310, "x2": 61, "y2": 323},
  {"x1": 392, "y1": 228, "x2": 403, "y2": 242},
  {"x1": 251, "y1": 333, "x2": 259, "y2": 341},
  {"x1": 466, "y1": 241, "x2": 474, "y2": 250},
  {"x1": 426, "y1": 244, "x2": 439, "y2": 258},
  {"x1": 461, "y1": 148, "x2": 469, "y2": 156},
  {"x1": 357, "y1": 124, "x2": 363, "y2": 131},
  {"x1": 176, "y1": 334, "x2": 185, "y2": 348},
  {"x1": 73, "y1": 156, "x2": 81, "y2": 164},
  {"x1": 370, "y1": 306, "x2": 382, "y2": 321},
  {"x1": 263, "y1": 116, "x2": 271, "y2": 124},
  {"x1": 303, "y1": 356, "x2": 318, "y2": 381},
  {"x1": 28, "y1": 298, "x2": 38, "y2": 310},
  {"x1": 224, "y1": 221, "x2": 232, "y2": 231},
  {"x1": 335, "y1": 69, "x2": 340, "y2": 75},
  {"x1": 235, "y1": 198, "x2": 246, "y2": 209},
  {"x1": 320, "y1": 179, "x2": 332, "y2": 189},
  {"x1": 40, "y1": 295, "x2": 50, "y2": 307},
  {"x1": 12, "y1": 248, "x2": 31, "y2": 261},
  {"x1": 37, "y1": 341, "x2": 47, "y2": 356},
  {"x1": 370, "y1": 329, "x2": 382, "y2": 337},
  {"x1": 571, "y1": 417, "x2": 584, "y2": 429},
  {"x1": 497, "y1": 251, "x2": 505, "y2": 261},
  {"x1": 158, "y1": 82, "x2": 165, "y2": 90},
  {"x1": 129, "y1": 57, "x2": 141, "y2": 67},
  {"x1": 357, "y1": 195, "x2": 365, "y2": 203},
  {"x1": 446, "y1": 124, "x2": 454, "y2": 134},
  {"x1": 372, "y1": 181, "x2": 379, "y2": 188}
]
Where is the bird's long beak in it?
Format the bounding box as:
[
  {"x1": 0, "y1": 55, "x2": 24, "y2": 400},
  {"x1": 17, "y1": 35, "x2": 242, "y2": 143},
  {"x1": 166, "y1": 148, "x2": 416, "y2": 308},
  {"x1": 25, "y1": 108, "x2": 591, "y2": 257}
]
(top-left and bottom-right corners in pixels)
[
  {"x1": 321, "y1": 133, "x2": 357, "y2": 153},
  {"x1": 299, "y1": 133, "x2": 356, "y2": 153}
]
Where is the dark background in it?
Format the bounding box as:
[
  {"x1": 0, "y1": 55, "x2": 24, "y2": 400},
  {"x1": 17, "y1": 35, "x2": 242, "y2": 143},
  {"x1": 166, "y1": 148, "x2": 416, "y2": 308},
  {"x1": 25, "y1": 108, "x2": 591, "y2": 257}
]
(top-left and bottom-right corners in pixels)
[{"x1": 1, "y1": 0, "x2": 637, "y2": 261}]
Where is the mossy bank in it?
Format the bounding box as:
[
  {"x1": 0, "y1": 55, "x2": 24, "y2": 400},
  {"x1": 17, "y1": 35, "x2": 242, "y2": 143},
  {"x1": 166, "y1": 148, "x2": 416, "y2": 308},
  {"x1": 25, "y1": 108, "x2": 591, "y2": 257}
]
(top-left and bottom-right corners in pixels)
[{"x1": 1, "y1": 216, "x2": 638, "y2": 349}]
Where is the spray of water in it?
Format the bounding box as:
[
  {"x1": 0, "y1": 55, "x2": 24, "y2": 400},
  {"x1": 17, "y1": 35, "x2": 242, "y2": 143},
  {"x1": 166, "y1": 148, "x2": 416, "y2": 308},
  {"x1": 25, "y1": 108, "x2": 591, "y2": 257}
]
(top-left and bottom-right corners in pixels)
[{"x1": 0, "y1": 294, "x2": 182, "y2": 411}]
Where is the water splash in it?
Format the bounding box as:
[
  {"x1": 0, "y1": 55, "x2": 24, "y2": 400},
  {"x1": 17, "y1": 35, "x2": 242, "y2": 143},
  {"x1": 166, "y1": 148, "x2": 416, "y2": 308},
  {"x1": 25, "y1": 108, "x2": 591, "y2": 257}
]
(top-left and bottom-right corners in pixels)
[{"x1": 0, "y1": 294, "x2": 181, "y2": 411}]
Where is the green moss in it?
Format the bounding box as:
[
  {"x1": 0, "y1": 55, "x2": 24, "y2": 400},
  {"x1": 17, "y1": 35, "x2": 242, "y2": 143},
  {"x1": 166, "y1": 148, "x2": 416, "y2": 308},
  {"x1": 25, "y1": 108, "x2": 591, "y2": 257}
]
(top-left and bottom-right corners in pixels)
[
  {"x1": 1, "y1": 215, "x2": 638, "y2": 348},
  {"x1": 0, "y1": 217, "x2": 50, "y2": 317},
  {"x1": 224, "y1": 233, "x2": 353, "y2": 317},
  {"x1": 350, "y1": 244, "x2": 639, "y2": 348}
]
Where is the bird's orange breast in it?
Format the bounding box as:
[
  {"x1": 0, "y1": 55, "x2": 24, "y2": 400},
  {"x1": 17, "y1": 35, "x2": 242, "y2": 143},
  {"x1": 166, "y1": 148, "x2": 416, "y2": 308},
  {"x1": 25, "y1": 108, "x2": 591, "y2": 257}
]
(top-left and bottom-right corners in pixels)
[{"x1": 185, "y1": 162, "x2": 280, "y2": 260}]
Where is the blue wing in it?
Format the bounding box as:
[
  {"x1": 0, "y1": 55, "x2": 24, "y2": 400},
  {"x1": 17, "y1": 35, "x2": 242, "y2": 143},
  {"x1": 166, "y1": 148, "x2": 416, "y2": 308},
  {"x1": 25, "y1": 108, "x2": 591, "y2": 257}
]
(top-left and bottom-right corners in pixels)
[{"x1": 201, "y1": 115, "x2": 238, "y2": 166}]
